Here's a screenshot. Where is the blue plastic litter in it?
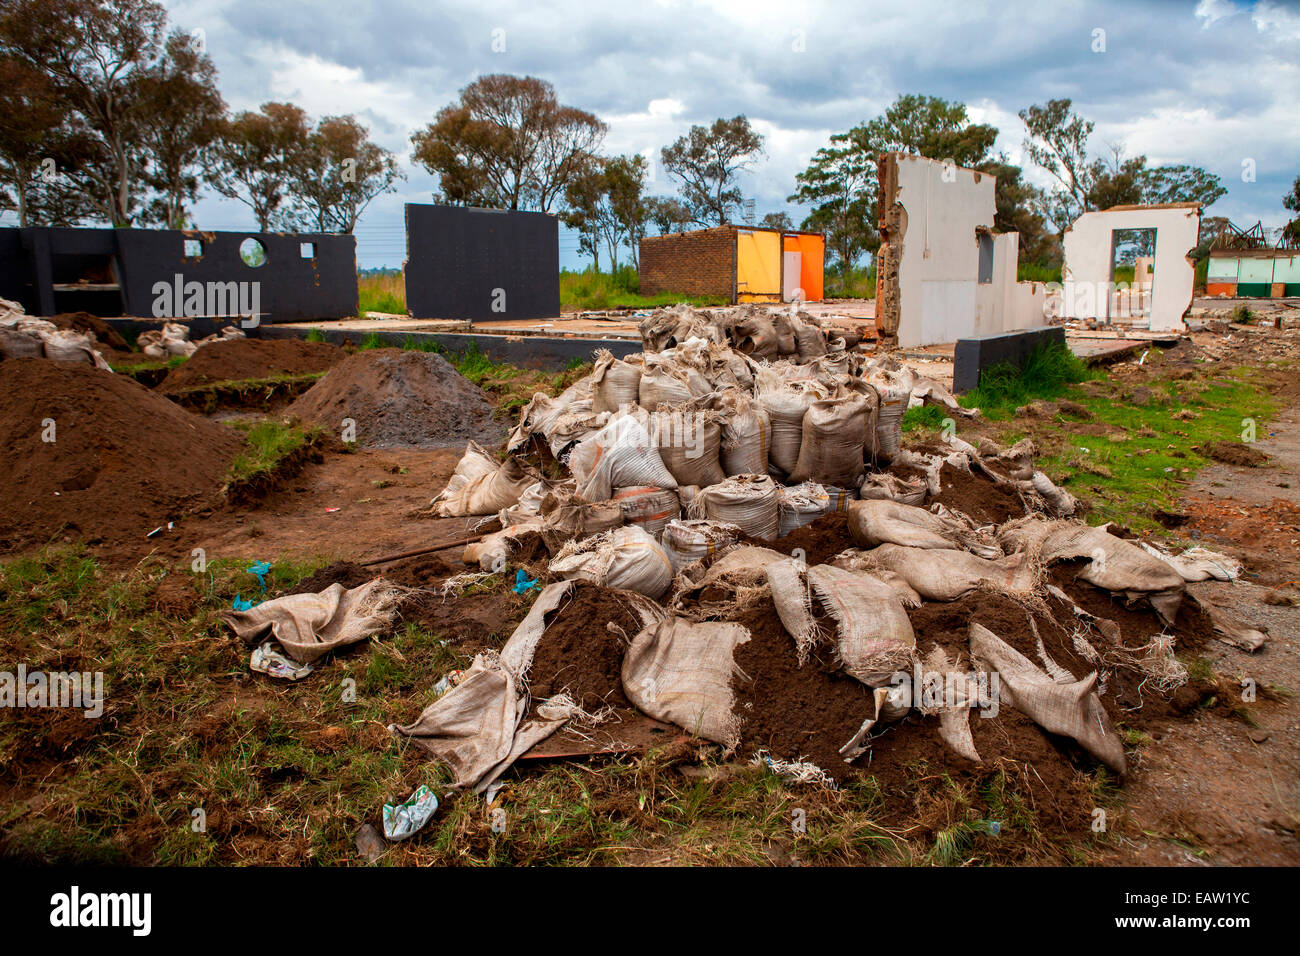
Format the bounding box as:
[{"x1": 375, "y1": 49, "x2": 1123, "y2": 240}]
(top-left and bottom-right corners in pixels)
[
  {"x1": 247, "y1": 560, "x2": 272, "y2": 593},
  {"x1": 232, "y1": 594, "x2": 255, "y2": 611},
  {"x1": 513, "y1": 569, "x2": 540, "y2": 594}
]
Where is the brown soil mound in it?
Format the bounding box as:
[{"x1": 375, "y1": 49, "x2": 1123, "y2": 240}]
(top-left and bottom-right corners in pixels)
[
  {"x1": 287, "y1": 348, "x2": 505, "y2": 448},
  {"x1": 46, "y1": 311, "x2": 129, "y2": 351},
  {"x1": 526, "y1": 584, "x2": 645, "y2": 711},
  {"x1": 0, "y1": 359, "x2": 243, "y2": 552},
  {"x1": 1196, "y1": 440, "x2": 1270, "y2": 467},
  {"x1": 932, "y1": 463, "x2": 1027, "y2": 524},
  {"x1": 730, "y1": 594, "x2": 876, "y2": 781},
  {"x1": 745, "y1": 511, "x2": 852, "y2": 564},
  {"x1": 161, "y1": 337, "x2": 342, "y2": 392}
]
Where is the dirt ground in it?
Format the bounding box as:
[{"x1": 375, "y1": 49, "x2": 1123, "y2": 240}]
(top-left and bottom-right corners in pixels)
[{"x1": 2, "y1": 316, "x2": 1298, "y2": 867}]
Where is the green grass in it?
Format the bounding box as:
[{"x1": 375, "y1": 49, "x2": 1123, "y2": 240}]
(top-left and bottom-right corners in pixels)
[
  {"x1": 305, "y1": 328, "x2": 327, "y2": 344},
  {"x1": 226, "y1": 419, "x2": 320, "y2": 485},
  {"x1": 1017, "y1": 262, "x2": 1062, "y2": 283},
  {"x1": 357, "y1": 271, "x2": 406, "y2": 315},
  {"x1": 1034, "y1": 366, "x2": 1279, "y2": 530},
  {"x1": 960, "y1": 341, "x2": 1096, "y2": 420},
  {"x1": 824, "y1": 265, "x2": 876, "y2": 299},
  {"x1": 560, "y1": 266, "x2": 728, "y2": 311},
  {"x1": 110, "y1": 354, "x2": 188, "y2": 374}
]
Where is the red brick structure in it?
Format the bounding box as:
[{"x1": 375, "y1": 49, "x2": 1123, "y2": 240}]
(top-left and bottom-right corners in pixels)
[{"x1": 639, "y1": 227, "x2": 737, "y2": 299}]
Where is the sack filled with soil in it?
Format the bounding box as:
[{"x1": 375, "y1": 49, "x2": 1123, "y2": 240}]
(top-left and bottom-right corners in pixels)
[
  {"x1": 433, "y1": 442, "x2": 536, "y2": 516},
  {"x1": 549, "y1": 525, "x2": 676, "y2": 599}
]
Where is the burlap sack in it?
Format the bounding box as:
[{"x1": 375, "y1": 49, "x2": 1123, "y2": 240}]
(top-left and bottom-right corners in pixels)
[
  {"x1": 969, "y1": 622, "x2": 1126, "y2": 775},
  {"x1": 538, "y1": 489, "x2": 624, "y2": 553},
  {"x1": 0, "y1": 327, "x2": 46, "y2": 359},
  {"x1": 613, "y1": 486, "x2": 680, "y2": 538},
  {"x1": 730, "y1": 312, "x2": 780, "y2": 360},
  {"x1": 393, "y1": 583, "x2": 580, "y2": 792},
  {"x1": 623, "y1": 616, "x2": 750, "y2": 746},
  {"x1": 591, "y1": 349, "x2": 643, "y2": 413},
  {"x1": 865, "y1": 544, "x2": 1038, "y2": 602},
  {"x1": 870, "y1": 378, "x2": 909, "y2": 462},
  {"x1": 638, "y1": 358, "x2": 709, "y2": 410},
  {"x1": 567, "y1": 413, "x2": 679, "y2": 501},
  {"x1": 848, "y1": 499, "x2": 1000, "y2": 558},
  {"x1": 549, "y1": 525, "x2": 675, "y2": 599},
  {"x1": 759, "y1": 383, "x2": 823, "y2": 478},
  {"x1": 806, "y1": 564, "x2": 915, "y2": 685},
  {"x1": 859, "y1": 471, "x2": 927, "y2": 506},
  {"x1": 433, "y1": 442, "x2": 535, "y2": 516},
  {"x1": 692, "y1": 474, "x2": 780, "y2": 540},
  {"x1": 650, "y1": 406, "x2": 725, "y2": 488},
  {"x1": 766, "y1": 557, "x2": 822, "y2": 662},
  {"x1": 221, "y1": 579, "x2": 404, "y2": 664},
  {"x1": 923, "y1": 646, "x2": 981, "y2": 762},
  {"x1": 999, "y1": 516, "x2": 1185, "y2": 623},
  {"x1": 661, "y1": 518, "x2": 741, "y2": 572},
  {"x1": 717, "y1": 390, "x2": 771, "y2": 477},
  {"x1": 778, "y1": 482, "x2": 833, "y2": 537},
  {"x1": 789, "y1": 394, "x2": 869, "y2": 487}
]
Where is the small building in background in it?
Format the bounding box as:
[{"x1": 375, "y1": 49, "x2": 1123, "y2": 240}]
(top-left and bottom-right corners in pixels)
[
  {"x1": 0, "y1": 226, "x2": 357, "y2": 323},
  {"x1": 1206, "y1": 249, "x2": 1300, "y2": 298},
  {"x1": 639, "y1": 225, "x2": 825, "y2": 303}
]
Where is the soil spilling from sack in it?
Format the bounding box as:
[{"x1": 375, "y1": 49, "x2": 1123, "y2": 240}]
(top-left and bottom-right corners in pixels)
[
  {"x1": 729, "y1": 593, "x2": 877, "y2": 781},
  {"x1": 287, "y1": 348, "x2": 505, "y2": 448},
  {"x1": 161, "y1": 337, "x2": 342, "y2": 392},
  {"x1": 525, "y1": 584, "x2": 645, "y2": 711},
  {"x1": 0, "y1": 359, "x2": 243, "y2": 553},
  {"x1": 931, "y1": 463, "x2": 1027, "y2": 524},
  {"x1": 46, "y1": 311, "x2": 130, "y2": 351}
]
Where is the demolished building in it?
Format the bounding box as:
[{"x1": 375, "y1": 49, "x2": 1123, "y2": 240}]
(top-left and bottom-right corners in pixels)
[
  {"x1": 640, "y1": 225, "x2": 825, "y2": 304},
  {"x1": 874, "y1": 153, "x2": 1046, "y2": 349},
  {"x1": 1061, "y1": 202, "x2": 1201, "y2": 332}
]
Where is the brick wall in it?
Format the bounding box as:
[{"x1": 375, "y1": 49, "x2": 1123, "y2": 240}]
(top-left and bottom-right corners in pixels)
[{"x1": 639, "y1": 227, "x2": 736, "y2": 299}]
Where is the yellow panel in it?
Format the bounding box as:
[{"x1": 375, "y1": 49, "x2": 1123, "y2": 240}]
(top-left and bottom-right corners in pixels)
[{"x1": 736, "y1": 230, "x2": 781, "y2": 298}]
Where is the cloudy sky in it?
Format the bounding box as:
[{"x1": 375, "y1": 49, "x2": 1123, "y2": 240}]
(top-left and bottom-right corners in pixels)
[{"x1": 165, "y1": 0, "x2": 1300, "y2": 268}]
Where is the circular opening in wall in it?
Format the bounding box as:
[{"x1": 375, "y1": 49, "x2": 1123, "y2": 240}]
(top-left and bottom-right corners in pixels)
[{"x1": 239, "y1": 238, "x2": 267, "y2": 268}]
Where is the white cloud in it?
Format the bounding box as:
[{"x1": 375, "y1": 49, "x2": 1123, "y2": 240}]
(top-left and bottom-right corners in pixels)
[{"x1": 1195, "y1": 0, "x2": 1240, "y2": 30}]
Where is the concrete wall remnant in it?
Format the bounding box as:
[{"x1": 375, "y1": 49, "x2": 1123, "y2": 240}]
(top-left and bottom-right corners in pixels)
[
  {"x1": 404, "y1": 204, "x2": 560, "y2": 321},
  {"x1": 1061, "y1": 203, "x2": 1200, "y2": 332},
  {"x1": 0, "y1": 226, "x2": 358, "y2": 323},
  {"x1": 874, "y1": 153, "x2": 1045, "y2": 348}
]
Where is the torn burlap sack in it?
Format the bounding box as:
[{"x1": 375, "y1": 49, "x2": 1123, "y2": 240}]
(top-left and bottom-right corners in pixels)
[
  {"x1": 221, "y1": 579, "x2": 405, "y2": 664},
  {"x1": 433, "y1": 441, "x2": 536, "y2": 517},
  {"x1": 863, "y1": 544, "x2": 1039, "y2": 603},
  {"x1": 622, "y1": 615, "x2": 750, "y2": 747},
  {"x1": 393, "y1": 582, "x2": 581, "y2": 793},
  {"x1": 1000, "y1": 515, "x2": 1185, "y2": 623},
  {"x1": 969, "y1": 622, "x2": 1126, "y2": 776}
]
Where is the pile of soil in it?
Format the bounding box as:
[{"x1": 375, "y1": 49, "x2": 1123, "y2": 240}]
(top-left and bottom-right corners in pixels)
[
  {"x1": 0, "y1": 359, "x2": 243, "y2": 553},
  {"x1": 931, "y1": 463, "x2": 1027, "y2": 524},
  {"x1": 46, "y1": 311, "x2": 129, "y2": 351},
  {"x1": 745, "y1": 512, "x2": 851, "y2": 565},
  {"x1": 161, "y1": 338, "x2": 342, "y2": 393},
  {"x1": 526, "y1": 584, "x2": 645, "y2": 711},
  {"x1": 1196, "y1": 440, "x2": 1270, "y2": 467},
  {"x1": 287, "y1": 348, "x2": 504, "y2": 448},
  {"x1": 729, "y1": 593, "x2": 876, "y2": 781}
]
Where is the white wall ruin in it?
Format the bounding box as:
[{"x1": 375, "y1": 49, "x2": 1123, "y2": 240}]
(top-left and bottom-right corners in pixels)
[
  {"x1": 875, "y1": 153, "x2": 1046, "y2": 348},
  {"x1": 1061, "y1": 203, "x2": 1201, "y2": 333}
]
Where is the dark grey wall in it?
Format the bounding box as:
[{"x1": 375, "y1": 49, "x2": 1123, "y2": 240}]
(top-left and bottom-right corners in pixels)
[
  {"x1": 404, "y1": 204, "x2": 560, "y2": 321},
  {"x1": 952, "y1": 327, "x2": 1066, "y2": 393},
  {"x1": 0, "y1": 227, "x2": 358, "y2": 322}
]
